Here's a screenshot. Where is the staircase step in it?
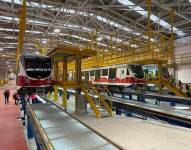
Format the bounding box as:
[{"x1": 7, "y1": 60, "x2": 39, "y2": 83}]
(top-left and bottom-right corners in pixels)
[
  {"x1": 101, "y1": 114, "x2": 112, "y2": 118},
  {"x1": 96, "y1": 106, "x2": 106, "y2": 109},
  {"x1": 97, "y1": 108, "x2": 106, "y2": 111}
]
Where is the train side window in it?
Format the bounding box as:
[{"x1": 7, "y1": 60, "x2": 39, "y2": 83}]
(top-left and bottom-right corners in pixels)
[
  {"x1": 90, "y1": 70, "x2": 95, "y2": 76},
  {"x1": 81, "y1": 71, "x2": 85, "y2": 76},
  {"x1": 102, "y1": 69, "x2": 108, "y2": 76},
  {"x1": 126, "y1": 68, "x2": 129, "y2": 75},
  {"x1": 85, "y1": 71, "x2": 89, "y2": 80}
]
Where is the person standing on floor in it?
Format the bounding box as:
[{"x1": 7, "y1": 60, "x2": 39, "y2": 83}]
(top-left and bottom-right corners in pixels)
[
  {"x1": 13, "y1": 91, "x2": 20, "y2": 105},
  {"x1": 178, "y1": 80, "x2": 183, "y2": 90},
  {"x1": 4, "y1": 88, "x2": 10, "y2": 104}
]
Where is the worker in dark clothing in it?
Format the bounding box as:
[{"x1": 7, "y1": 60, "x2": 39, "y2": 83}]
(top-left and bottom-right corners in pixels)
[
  {"x1": 155, "y1": 70, "x2": 158, "y2": 80},
  {"x1": 185, "y1": 84, "x2": 190, "y2": 97},
  {"x1": 178, "y1": 80, "x2": 183, "y2": 90},
  {"x1": 13, "y1": 91, "x2": 20, "y2": 105},
  {"x1": 170, "y1": 75, "x2": 175, "y2": 86},
  {"x1": 4, "y1": 88, "x2": 10, "y2": 104}
]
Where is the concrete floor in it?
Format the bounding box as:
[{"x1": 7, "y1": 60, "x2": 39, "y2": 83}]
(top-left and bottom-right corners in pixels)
[{"x1": 55, "y1": 95, "x2": 191, "y2": 150}]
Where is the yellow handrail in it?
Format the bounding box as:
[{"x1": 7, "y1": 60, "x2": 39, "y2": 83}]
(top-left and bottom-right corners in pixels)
[
  {"x1": 81, "y1": 87, "x2": 101, "y2": 118},
  {"x1": 91, "y1": 85, "x2": 112, "y2": 116},
  {"x1": 161, "y1": 78, "x2": 187, "y2": 97}
]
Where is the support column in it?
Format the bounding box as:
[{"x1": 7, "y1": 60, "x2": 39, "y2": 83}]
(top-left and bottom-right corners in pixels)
[
  {"x1": 53, "y1": 60, "x2": 59, "y2": 102},
  {"x1": 75, "y1": 53, "x2": 87, "y2": 114},
  {"x1": 62, "y1": 59, "x2": 67, "y2": 109},
  {"x1": 75, "y1": 54, "x2": 81, "y2": 113},
  {"x1": 158, "y1": 62, "x2": 162, "y2": 94},
  {"x1": 54, "y1": 61, "x2": 59, "y2": 82},
  {"x1": 47, "y1": 92, "x2": 51, "y2": 99},
  {"x1": 54, "y1": 85, "x2": 58, "y2": 102},
  {"x1": 76, "y1": 54, "x2": 81, "y2": 94}
]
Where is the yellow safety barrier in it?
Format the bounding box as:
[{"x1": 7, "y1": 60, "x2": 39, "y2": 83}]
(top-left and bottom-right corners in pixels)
[
  {"x1": 0, "y1": 80, "x2": 3, "y2": 85},
  {"x1": 54, "y1": 86, "x2": 58, "y2": 102}
]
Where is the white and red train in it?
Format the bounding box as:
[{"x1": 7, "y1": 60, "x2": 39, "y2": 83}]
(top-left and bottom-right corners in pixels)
[
  {"x1": 17, "y1": 54, "x2": 144, "y2": 91},
  {"x1": 79, "y1": 64, "x2": 145, "y2": 85},
  {"x1": 17, "y1": 54, "x2": 53, "y2": 87}
]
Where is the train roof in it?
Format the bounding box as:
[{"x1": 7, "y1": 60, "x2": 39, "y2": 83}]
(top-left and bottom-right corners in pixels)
[
  {"x1": 21, "y1": 53, "x2": 50, "y2": 59},
  {"x1": 82, "y1": 64, "x2": 142, "y2": 71}
]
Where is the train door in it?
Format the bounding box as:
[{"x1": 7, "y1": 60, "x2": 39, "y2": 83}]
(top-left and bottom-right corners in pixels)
[
  {"x1": 126, "y1": 68, "x2": 130, "y2": 76},
  {"x1": 109, "y1": 68, "x2": 116, "y2": 80},
  {"x1": 120, "y1": 68, "x2": 126, "y2": 79},
  {"x1": 85, "y1": 71, "x2": 89, "y2": 81},
  {"x1": 81, "y1": 71, "x2": 85, "y2": 80},
  {"x1": 90, "y1": 70, "x2": 95, "y2": 81},
  {"x1": 68, "y1": 71, "x2": 74, "y2": 80},
  {"x1": 101, "y1": 69, "x2": 108, "y2": 78},
  {"x1": 95, "y1": 70, "x2": 101, "y2": 81}
]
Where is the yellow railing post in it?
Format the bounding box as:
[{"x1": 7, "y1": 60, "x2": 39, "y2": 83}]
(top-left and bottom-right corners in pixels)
[
  {"x1": 158, "y1": 62, "x2": 162, "y2": 94},
  {"x1": 47, "y1": 92, "x2": 51, "y2": 99},
  {"x1": 62, "y1": 88, "x2": 67, "y2": 109},
  {"x1": 54, "y1": 86, "x2": 58, "y2": 102}
]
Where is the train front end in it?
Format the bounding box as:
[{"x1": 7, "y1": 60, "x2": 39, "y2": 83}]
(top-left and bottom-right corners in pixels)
[
  {"x1": 129, "y1": 64, "x2": 145, "y2": 84},
  {"x1": 17, "y1": 54, "x2": 52, "y2": 87}
]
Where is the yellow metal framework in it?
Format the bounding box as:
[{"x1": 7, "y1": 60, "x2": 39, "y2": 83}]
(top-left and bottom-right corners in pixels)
[
  {"x1": 16, "y1": 0, "x2": 26, "y2": 70},
  {"x1": 48, "y1": 45, "x2": 112, "y2": 118}
]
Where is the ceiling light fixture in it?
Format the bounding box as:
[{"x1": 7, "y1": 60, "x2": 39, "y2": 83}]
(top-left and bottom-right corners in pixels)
[
  {"x1": 42, "y1": 39, "x2": 47, "y2": 44},
  {"x1": 54, "y1": 28, "x2": 61, "y2": 33}
]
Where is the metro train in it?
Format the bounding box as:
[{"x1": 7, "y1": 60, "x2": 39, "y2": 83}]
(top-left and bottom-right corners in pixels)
[
  {"x1": 79, "y1": 64, "x2": 144, "y2": 86},
  {"x1": 17, "y1": 54, "x2": 53, "y2": 87}
]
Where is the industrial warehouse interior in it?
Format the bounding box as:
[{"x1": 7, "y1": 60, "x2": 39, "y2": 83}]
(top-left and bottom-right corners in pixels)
[{"x1": 0, "y1": 0, "x2": 191, "y2": 150}]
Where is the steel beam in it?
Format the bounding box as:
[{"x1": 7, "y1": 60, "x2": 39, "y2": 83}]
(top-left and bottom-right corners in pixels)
[{"x1": 16, "y1": 0, "x2": 26, "y2": 70}]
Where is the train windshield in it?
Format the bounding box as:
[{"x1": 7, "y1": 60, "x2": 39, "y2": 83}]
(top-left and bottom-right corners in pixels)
[
  {"x1": 130, "y1": 64, "x2": 144, "y2": 79},
  {"x1": 25, "y1": 57, "x2": 51, "y2": 79}
]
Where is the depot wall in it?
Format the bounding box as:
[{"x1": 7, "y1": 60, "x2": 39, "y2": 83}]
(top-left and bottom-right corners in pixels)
[
  {"x1": 0, "y1": 68, "x2": 8, "y2": 85},
  {"x1": 174, "y1": 36, "x2": 191, "y2": 83}
]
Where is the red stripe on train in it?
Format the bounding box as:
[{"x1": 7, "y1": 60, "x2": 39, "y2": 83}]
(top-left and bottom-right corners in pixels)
[
  {"x1": 17, "y1": 76, "x2": 52, "y2": 87},
  {"x1": 97, "y1": 77, "x2": 144, "y2": 84}
]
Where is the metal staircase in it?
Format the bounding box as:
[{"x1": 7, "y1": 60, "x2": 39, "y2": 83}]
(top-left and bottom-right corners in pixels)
[
  {"x1": 145, "y1": 78, "x2": 187, "y2": 97},
  {"x1": 161, "y1": 77, "x2": 187, "y2": 97},
  {"x1": 81, "y1": 82, "x2": 112, "y2": 118}
]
